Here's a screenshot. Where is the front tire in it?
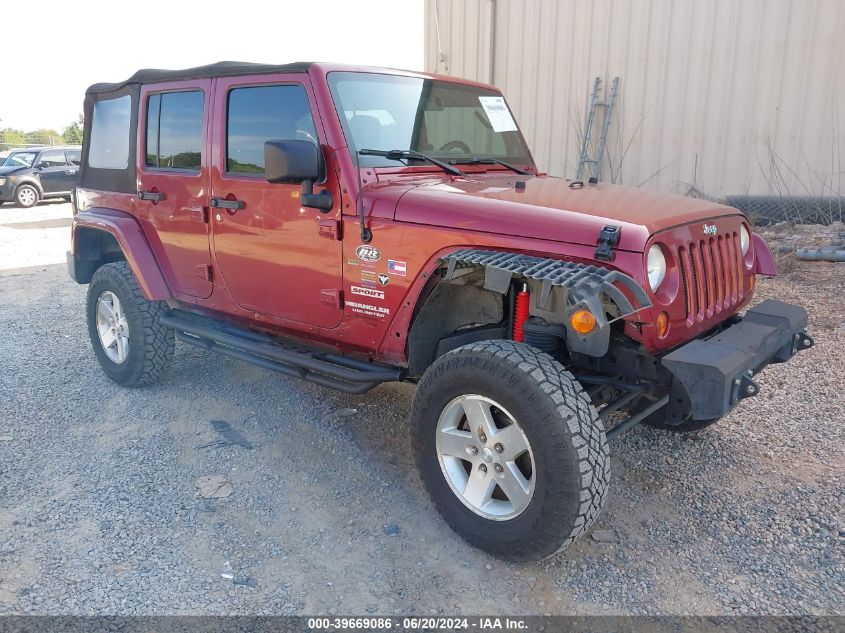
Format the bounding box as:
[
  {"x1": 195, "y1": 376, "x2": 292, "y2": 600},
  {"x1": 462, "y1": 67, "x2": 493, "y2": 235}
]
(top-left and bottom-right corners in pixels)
[
  {"x1": 14, "y1": 184, "x2": 39, "y2": 208},
  {"x1": 86, "y1": 262, "x2": 174, "y2": 386},
  {"x1": 411, "y1": 341, "x2": 610, "y2": 562}
]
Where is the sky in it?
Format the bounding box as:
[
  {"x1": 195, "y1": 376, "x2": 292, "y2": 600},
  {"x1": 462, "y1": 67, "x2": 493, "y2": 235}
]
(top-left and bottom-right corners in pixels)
[{"x1": 0, "y1": 0, "x2": 425, "y2": 132}]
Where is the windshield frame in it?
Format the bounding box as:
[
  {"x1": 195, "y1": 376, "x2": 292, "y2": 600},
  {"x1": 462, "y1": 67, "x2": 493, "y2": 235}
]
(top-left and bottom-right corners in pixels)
[{"x1": 327, "y1": 71, "x2": 535, "y2": 172}]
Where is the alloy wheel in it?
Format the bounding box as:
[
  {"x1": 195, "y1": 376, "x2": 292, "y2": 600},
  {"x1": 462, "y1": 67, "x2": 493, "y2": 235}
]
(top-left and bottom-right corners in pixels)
[
  {"x1": 435, "y1": 394, "x2": 536, "y2": 520},
  {"x1": 95, "y1": 291, "x2": 129, "y2": 364}
]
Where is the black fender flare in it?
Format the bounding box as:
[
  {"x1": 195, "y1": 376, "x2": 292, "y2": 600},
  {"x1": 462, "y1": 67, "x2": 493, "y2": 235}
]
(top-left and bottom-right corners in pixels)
[
  {"x1": 445, "y1": 249, "x2": 651, "y2": 325},
  {"x1": 13, "y1": 176, "x2": 43, "y2": 196},
  {"x1": 444, "y1": 249, "x2": 652, "y2": 356}
]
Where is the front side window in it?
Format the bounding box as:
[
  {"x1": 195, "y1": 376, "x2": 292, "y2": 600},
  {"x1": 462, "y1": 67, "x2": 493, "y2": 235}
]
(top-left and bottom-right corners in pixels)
[
  {"x1": 328, "y1": 72, "x2": 532, "y2": 169},
  {"x1": 88, "y1": 95, "x2": 131, "y2": 169},
  {"x1": 226, "y1": 84, "x2": 317, "y2": 174},
  {"x1": 145, "y1": 90, "x2": 203, "y2": 171},
  {"x1": 38, "y1": 150, "x2": 68, "y2": 168}
]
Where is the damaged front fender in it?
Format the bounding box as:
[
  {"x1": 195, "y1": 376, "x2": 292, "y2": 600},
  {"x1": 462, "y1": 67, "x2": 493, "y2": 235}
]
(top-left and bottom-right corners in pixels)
[{"x1": 444, "y1": 249, "x2": 652, "y2": 356}]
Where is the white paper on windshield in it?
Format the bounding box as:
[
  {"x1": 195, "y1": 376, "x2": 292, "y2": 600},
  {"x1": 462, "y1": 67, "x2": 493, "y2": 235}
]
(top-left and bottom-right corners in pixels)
[{"x1": 478, "y1": 96, "x2": 517, "y2": 132}]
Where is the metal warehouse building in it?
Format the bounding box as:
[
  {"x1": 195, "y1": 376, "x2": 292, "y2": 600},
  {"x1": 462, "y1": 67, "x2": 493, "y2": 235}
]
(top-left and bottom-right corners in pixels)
[{"x1": 424, "y1": 0, "x2": 844, "y2": 201}]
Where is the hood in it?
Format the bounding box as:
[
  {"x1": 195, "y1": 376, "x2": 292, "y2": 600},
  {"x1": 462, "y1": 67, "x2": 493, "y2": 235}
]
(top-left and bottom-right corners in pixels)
[
  {"x1": 0, "y1": 165, "x2": 29, "y2": 177},
  {"x1": 390, "y1": 173, "x2": 741, "y2": 252}
]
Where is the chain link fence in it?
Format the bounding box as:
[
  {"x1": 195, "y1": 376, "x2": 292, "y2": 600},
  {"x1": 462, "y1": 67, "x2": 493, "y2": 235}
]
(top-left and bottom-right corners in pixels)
[
  {"x1": 725, "y1": 196, "x2": 844, "y2": 226},
  {"x1": 0, "y1": 136, "x2": 68, "y2": 152}
]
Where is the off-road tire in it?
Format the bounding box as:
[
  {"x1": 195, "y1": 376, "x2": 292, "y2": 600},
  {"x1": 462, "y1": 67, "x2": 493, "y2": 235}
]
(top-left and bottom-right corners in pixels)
[
  {"x1": 411, "y1": 340, "x2": 610, "y2": 562},
  {"x1": 14, "y1": 184, "x2": 39, "y2": 208},
  {"x1": 86, "y1": 262, "x2": 174, "y2": 386}
]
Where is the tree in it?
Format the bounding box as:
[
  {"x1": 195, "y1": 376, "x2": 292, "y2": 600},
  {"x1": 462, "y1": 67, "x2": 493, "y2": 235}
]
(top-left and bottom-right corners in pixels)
[
  {"x1": 0, "y1": 128, "x2": 27, "y2": 151},
  {"x1": 62, "y1": 121, "x2": 83, "y2": 145},
  {"x1": 24, "y1": 128, "x2": 62, "y2": 146}
]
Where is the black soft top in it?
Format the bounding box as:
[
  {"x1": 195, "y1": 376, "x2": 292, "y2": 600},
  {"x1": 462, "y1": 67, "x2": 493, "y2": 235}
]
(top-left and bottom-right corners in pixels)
[{"x1": 86, "y1": 61, "x2": 312, "y2": 94}]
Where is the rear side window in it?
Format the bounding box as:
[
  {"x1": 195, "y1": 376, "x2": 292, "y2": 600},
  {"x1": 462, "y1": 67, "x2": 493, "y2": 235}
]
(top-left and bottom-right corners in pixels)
[
  {"x1": 88, "y1": 95, "x2": 131, "y2": 169},
  {"x1": 39, "y1": 150, "x2": 68, "y2": 168},
  {"x1": 145, "y1": 91, "x2": 204, "y2": 171},
  {"x1": 66, "y1": 149, "x2": 81, "y2": 165},
  {"x1": 226, "y1": 85, "x2": 317, "y2": 174}
]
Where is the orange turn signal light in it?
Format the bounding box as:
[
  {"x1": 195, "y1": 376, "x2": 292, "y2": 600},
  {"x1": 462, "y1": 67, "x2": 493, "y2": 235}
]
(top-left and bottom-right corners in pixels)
[
  {"x1": 656, "y1": 311, "x2": 669, "y2": 338},
  {"x1": 570, "y1": 309, "x2": 597, "y2": 334}
]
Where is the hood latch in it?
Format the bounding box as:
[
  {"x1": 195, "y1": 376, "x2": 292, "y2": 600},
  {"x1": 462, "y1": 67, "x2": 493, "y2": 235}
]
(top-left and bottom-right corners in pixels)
[{"x1": 595, "y1": 225, "x2": 621, "y2": 261}]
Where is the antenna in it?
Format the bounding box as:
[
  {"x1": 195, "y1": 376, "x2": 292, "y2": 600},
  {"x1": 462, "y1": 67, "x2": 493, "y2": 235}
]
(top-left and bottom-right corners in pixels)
[
  {"x1": 355, "y1": 150, "x2": 372, "y2": 243},
  {"x1": 433, "y1": 0, "x2": 446, "y2": 69}
]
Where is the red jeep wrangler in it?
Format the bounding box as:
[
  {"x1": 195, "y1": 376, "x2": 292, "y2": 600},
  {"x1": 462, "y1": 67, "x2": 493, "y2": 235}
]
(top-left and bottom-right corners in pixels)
[{"x1": 68, "y1": 62, "x2": 812, "y2": 561}]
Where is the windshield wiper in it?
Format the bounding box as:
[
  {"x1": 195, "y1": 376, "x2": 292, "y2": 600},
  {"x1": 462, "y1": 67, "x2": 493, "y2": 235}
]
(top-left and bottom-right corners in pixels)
[
  {"x1": 359, "y1": 148, "x2": 464, "y2": 176},
  {"x1": 448, "y1": 156, "x2": 530, "y2": 175}
]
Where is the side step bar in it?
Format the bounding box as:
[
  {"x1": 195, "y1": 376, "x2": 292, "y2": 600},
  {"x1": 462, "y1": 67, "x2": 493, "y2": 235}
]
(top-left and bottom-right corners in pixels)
[{"x1": 159, "y1": 311, "x2": 404, "y2": 394}]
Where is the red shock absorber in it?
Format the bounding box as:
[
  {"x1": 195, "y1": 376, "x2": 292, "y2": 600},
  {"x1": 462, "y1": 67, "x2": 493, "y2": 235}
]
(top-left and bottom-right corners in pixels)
[{"x1": 513, "y1": 283, "x2": 530, "y2": 342}]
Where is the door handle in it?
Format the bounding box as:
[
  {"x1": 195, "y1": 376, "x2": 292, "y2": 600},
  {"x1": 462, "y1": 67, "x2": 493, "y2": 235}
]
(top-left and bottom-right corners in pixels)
[
  {"x1": 210, "y1": 197, "x2": 245, "y2": 211},
  {"x1": 138, "y1": 190, "x2": 165, "y2": 202},
  {"x1": 65, "y1": 169, "x2": 77, "y2": 175}
]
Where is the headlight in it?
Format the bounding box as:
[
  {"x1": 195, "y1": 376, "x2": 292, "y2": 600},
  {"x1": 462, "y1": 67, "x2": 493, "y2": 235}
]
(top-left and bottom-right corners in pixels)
[
  {"x1": 647, "y1": 244, "x2": 667, "y2": 291},
  {"x1": 740, "y1": 225, "x2": 750, "y2": 255},
  {"x1": 0, "y1": 178, "x2": 6, "y2": 186}
]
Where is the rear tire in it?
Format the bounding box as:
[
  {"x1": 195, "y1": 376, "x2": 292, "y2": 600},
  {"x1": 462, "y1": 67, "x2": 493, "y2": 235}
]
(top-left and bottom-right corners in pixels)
[
  {"x1": 14, "y1": 184, "x2": 39, "y2": 208},
  {"x1": 86, "y1": 262, "x2": 174, "y2": 386},
  {"x1": 411, "y1": 340, "x2": 610, "y2": 562}
]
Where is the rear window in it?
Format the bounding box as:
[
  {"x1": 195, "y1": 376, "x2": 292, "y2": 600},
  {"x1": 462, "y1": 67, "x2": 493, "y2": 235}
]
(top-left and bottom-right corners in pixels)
[
  {"x1": 145, "y1": 91, "x2": 204, "y2": 171},
  {"x1": 88, "y1": 95, "x2": 131, "y2": 170}
]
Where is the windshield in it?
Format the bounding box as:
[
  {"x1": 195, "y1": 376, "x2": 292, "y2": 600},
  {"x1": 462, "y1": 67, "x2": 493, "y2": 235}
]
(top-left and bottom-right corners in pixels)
[
  {"x1": 2, "y1": 151, "x2": 37, "y2": 168},
  {"x1": 328, "y1": 72, "x2": 533, "y2": 169}
]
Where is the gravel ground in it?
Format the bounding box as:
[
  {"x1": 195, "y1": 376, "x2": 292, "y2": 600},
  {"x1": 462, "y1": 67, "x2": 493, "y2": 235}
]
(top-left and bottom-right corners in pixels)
[{"x1": 0, "y1": 202, "x2": 843, "y2": 616}]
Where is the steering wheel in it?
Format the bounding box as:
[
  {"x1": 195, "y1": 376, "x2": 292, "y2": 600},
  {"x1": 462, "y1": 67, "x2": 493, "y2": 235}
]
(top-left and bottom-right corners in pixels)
[{"x1": 438, "y1": 140, "x2": 472, "y2": 154}]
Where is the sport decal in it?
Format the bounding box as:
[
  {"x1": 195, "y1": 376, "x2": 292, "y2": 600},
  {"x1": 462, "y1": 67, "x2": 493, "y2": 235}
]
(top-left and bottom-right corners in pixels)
[
  {"x1": 351, "y1": 285, "x2": 385, "y2": 300},
  {"x1": 346, "y1": 300, "x2": 390, "y2": 319},
  {"x1": 377, "y1": 274, "x2": 390, "y2": 287},
  {"x1": 387, "y1": 259, "x2": 407, "y2": 276},
  {"x1": 356, "y1": 245, "x2": 381, "y2": 263}
]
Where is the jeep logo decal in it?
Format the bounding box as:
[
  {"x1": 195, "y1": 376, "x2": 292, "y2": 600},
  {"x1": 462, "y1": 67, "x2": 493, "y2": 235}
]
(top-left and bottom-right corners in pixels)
[
  {"x1": 356, "y1": 245, "x2": 381, "y2": 262},
  {"x1": 703, "y1": 224, "x2": 717, "y2": 236}
]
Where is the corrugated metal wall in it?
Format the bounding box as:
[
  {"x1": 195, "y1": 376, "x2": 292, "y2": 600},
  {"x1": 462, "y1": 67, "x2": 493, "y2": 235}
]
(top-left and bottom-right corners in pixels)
[{"x1": 425, "y1": 0, "x2": 844, "y2": 198}]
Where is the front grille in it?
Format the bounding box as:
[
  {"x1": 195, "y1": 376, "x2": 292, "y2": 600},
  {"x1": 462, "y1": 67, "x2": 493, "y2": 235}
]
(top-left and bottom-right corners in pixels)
[{"x1": 677, "y1": 232, "x2": 743, "y2": 323}]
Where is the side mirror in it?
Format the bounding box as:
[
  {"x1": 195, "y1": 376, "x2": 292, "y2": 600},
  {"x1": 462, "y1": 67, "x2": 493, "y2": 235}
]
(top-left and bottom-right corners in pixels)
[
  {"x1": 264, "y1": 139, "x2": 333, "y2": 212},
  {"x1": 264, "y1": 139, "x2": 321, "y2": 184}
]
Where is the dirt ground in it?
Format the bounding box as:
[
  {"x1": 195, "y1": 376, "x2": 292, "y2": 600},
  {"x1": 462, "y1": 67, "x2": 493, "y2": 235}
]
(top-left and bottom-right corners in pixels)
[{"x1": 0, "y1": 202, "x2": 842, "y2": 616}]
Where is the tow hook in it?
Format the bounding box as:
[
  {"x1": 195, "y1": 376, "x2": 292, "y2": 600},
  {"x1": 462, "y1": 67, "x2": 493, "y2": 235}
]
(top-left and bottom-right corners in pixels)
[
  {"x1": 733, "y1": 370, "x2": 760, "y2": 403},
  {"x1": 775, "y1": 330, "x2": 814, "y2": 362}
]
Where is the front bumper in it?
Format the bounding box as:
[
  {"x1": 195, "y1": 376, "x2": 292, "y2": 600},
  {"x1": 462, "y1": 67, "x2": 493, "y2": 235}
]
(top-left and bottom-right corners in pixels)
[
  {"x1": 0, "y1": 180, "x2": 13, "y2": 202},
  {"x1": 660, "y1": 299, "x2": 813, "y2": 421}
]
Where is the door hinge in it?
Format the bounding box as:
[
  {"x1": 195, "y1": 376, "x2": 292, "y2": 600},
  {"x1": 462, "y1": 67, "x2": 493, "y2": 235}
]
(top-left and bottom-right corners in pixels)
[
  {"x1": 320, "y1": 289, "x2": 343, "y2": 309},
  {"x1": 318, "y1": 219, "x2": 342, "y2": 241},
  {"x1": 197, "y1": 264, "x2": 213, "y2": 282}
]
